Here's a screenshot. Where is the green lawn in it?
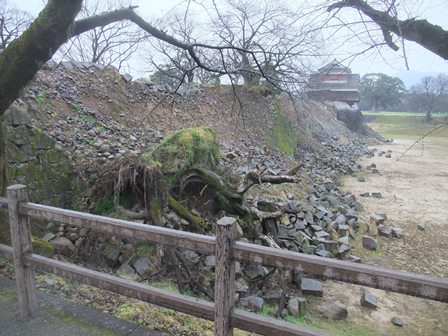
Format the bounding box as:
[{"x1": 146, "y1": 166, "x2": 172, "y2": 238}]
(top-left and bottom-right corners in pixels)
[{"x1": 364, "y1": 112, "x2": 448, "y2": 139}]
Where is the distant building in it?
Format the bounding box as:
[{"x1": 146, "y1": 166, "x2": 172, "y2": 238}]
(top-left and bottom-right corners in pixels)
[{"x1": 308, "y1": 59, "x2": 360, "y2": 108}]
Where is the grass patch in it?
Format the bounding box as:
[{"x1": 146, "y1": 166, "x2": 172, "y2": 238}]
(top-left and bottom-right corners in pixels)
[
  {"x1": 0, "y1": 285, "x2": 17, "y2": 304},
  {"x1": 267, "y1": 100, "x2": 298, "y2": 155}
]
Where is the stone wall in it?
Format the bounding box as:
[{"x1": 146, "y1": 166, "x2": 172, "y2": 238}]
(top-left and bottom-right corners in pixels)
[{"x1": 0, "y1": 101, "x2": 86, "y2": 243}]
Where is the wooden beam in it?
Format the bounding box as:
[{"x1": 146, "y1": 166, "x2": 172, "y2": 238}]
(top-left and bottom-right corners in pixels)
[
  {"x1": 27, "y1": 253, "x2": 330, "y2": 336},
  {"x1": 7, "y1": 185, "x2": 38, "y2": 317},
  {"x1": 20, "y1": 202, "x2": 215, "y2": 254},
  {"x1": 27, "y1": 253, "x2": 214, "y2": 319},
  {"x1": 234, "y1": 241, "x2": 448, "y2": 302},
  {"x1": 214, "y1": 217, "x2": 236, "y2": 335},
  {"x1": 0, "y1": 243, "x2": 13, "y2": 259},
  {"x1": 232, "y1": 309, "x2": 330, "y2": 336}
]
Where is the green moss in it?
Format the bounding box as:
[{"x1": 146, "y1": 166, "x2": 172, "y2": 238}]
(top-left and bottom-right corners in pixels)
[
  {"x1": 32, "y1": 236, "x2": 54, "y2": 257},
  {"x1": 91, "y1": 196, "x2": 115, "y2": 215},
  {"x1": 148, "y1": 127, "x2": 220, "y2": 187},
  {"x1": 267, "y1": 100, "x2": 298, "y2": 155},
  {"x1": 135, "y1": 242, "x2": 155, "y2": 257}
]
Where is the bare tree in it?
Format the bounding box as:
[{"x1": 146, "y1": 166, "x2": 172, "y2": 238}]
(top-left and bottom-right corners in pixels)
[
  {"x1": 59, "y1": 0, "x2": 144, "y2": 70},
  {"x1": 0, "y1": 0, "x2": 32, "y2": 51},
  {"x1": 199, "y1": 0, "x2": 322, "y2": 90},
  {"x1": 409, "y1": 74, "x2": 448, "y2": 122}
]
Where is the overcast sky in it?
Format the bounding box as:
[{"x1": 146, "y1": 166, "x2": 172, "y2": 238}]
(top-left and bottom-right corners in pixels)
[{"x1": 8, "y1": 0, "x2": 448, "y2": 81}]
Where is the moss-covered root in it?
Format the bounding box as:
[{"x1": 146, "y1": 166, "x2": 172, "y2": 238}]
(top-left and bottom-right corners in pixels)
[{"x1": 168, "y1": 196, "x2": 207, "y2": 233}]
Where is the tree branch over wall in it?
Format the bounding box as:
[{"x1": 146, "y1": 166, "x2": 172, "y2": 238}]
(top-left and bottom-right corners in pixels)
[{"x1": 328, "y1": 0, "x2": 448, "y2": 60}]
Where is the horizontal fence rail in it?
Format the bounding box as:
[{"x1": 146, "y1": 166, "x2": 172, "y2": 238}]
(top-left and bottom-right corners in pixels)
[
  {"x1": 0, "y1": 243, "x2": 327, "y2": 336},
  {"x1": 1, "y1": 197, "x2": 447, "y2": 303},
  {"x1": 1, "y1": 186, "x2": 448, "y2": 336}
]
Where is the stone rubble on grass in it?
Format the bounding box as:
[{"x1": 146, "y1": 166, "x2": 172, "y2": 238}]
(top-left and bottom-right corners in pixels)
[
  {"x1": 317, "y1": 300, "x2": 348, "y2": 320},
  {"x1": 300, "y1": 278, "x2": 323, "y2": 297},
  {"x1": 417, "y1": 223, "x2": 427, "y2": 231},
  {"x1": 391, "y1": 316, "x2": 404, "y2": 327},
  {"x1": 362, "y1": 235, "x2": 378, "y2": 250}
]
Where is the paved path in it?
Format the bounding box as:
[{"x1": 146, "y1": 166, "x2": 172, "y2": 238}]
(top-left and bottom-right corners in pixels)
[{"x1": 0, "y1": 277, "x2": 164, "y2": 336}]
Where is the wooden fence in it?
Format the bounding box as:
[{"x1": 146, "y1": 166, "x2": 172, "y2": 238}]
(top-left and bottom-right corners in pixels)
[{"x1": 0, "y1": 184, "x2": 447, "y2": 336}]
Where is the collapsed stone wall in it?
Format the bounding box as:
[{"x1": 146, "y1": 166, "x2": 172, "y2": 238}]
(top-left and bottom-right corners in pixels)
[{"x1": 0, "y1": 101, "x2": 85, "y2": 243}]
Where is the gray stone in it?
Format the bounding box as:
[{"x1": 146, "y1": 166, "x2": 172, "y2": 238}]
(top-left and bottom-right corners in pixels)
[
  {"x1": 240, "y1": 296, "x2": 264, "y2": 312},
  {"x1": 300, "y1": 278, "x2": 323, "y2": 297},
  {"x1": 132, "y1": 256, "x2": 153, "y2": 277},
  {"x1": 337, "y1": 244, "x2": 350, "y2": 255},
  {"x1": 234, "y1": 279, "x2": 249, "y2": 293},
  {"x1": 117, "y1": 264, "x2": 137, "y2": 280},
  {"x1": 42, "y1": 232, "x2": 56, "y2": 242},
  {"x1": 287, "y1": 297, "x2": 307, "y2": 317},
  {"x1": 361, "y1": 292, "x2": 378, "y2": 309},
  {"x1": 50, "y1": 237, "x2": 75, "y2": 256},
  {"x1": 378, "y1": 225, "x2": 392, "y2": 237},
  {"x1": 371, "y1": 192, "x2": 383, "y2": 198},
  {"x1": 317, "y1": 300, "x2": 348, "y2": 320},
  {"x1": 357, "y1": 176, "x2": 366, "y2": 182},
  {"x1": 315, "y1": 231, "x2": 330, "y2": 239},
  {"x1": 391, "y1": 316, "x2": 404, "y2": 327},
  {"x1": 391, "y1": 227, "x2": 404, "y2": 238},
  {"x1": 362, "y1": 236, "x2": 378, "y2": 250},
  {"x1": 305, "y1": 211, "x2": 314, "y2": 225},
  {"x1": 352, "y1": 201, "x2": 364, "y2": 211},
  {"x1": 417, "y1": 223, "x2": 427, "y2": 231},
  {"x1": 338, "y1": 224, "x2": 349, "y2": 236},
  {"x1": 263, "y1": 290, "x2": 282, "y2": 305},
  {"x1": 360, "y1": 192, "x2": 370, "y2": 197},
  {"x1": 371, "y1": 214, "x2": 386, "y2": 225},
  {"x1": 244, "y1": 263, "x2": 267, "y2": 279},
  {"x1": 102, "y1": 244, "x2": 121, "y2": 264},
  {"x1": 204, "y1": 255, "x2": 216, "y2": 268}
]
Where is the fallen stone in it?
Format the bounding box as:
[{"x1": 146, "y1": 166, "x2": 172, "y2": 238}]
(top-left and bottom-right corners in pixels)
[
  {"x1": 102, "y1": 244, "x2": 121, "y2": 265},
  {"x1": 317, "y1": 300, "x2": 348, "y2": 320},
  {"x1": 349, "y1": 255, "x2": 362, "y2": 263},
  {"x1": 50, "y1": 237, "x2": 75, "y2": 256},
  {"x1": 240, "y1": 296, "x2": 264, "y2": 312},
  {"x1": 117, "y1": 264, "x2": 139, "y2": 281},
  {"x1": 234, "y1": 279, "x2": 249, "y2": 293},
  {"x1": 371, "y1": 214, "x2": 386, "y2": 225},
  {"x1": 391, "y1": 227, "x2": 404, "y2": 238},
  {"x1": 42, "y1": 232, "x2": 56, "y2": 242},
  {"x1": 361, "y1": 292, "x2": 378, "y2": 309},
  {"x1": 337, "y1": 244, "x2": 350, "y2": 256},
  {"x1": 360, "y1": 192, "x2": 370, "y2": 197},
  {"x1": 204, "y1": 255, "x2": 216, "y2": 268},
  {"x1": 263, "y1": 290, "x2": 282, "y2": 305},
  {"x1": 378, "y1": 225, "x2": 392, "y2": 237},
  {"x1": 287, "y1": 296, "x2": 307, "y2": 317},
  {"x1": 362, "y1": 236, "x2": 378, "y2": 250},
  {"x1": 391, "y1": 316, "x2": 404, "y2": 327},
  {"x1": 357, "y1": 176, "x2": 366, "y2": 182},
  {"x1": 371, "y1": 192, "x2": 383, "y2": 198},
  {"x1": 385, "y1": 153, "x2": 392, "y2": 158},
  {"x1": 132, "y1": 256, "x2": 153, "y2": 277},
  {"x1": 300, "y1": 278, "x2": 323, "y2": 297},
  {"x1": 417, "y1": 223, "x2": 427, "y2": 231}
]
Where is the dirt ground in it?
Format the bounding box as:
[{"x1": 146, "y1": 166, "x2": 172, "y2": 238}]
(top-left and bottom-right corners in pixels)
[{"x1": 327, "y1": 136, "x2": 448, "y2": 336}]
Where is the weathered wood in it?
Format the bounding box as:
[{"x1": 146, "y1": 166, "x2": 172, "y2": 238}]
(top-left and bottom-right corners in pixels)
[
  {"x1": 0, "y1": 242, "x2": 13, "y2": 259},
  {"x1": 27, "y1": 253, "x2": 214, "y2": 320},
  {"x1": 234, "y1": 241, "x2": 448, "y2": 302},
  {"x1": 7, "y1": 185, "x2": 38, "y2": 317},
  {"x1": 20, "y1": 202, "x2": 215, "y2": 254},
  {"x1": 232, "y1": 309, "x2": 330, "y2": 336},
  {"x1": 214, "y1": 217, "x2": 236, "y2": 336}
]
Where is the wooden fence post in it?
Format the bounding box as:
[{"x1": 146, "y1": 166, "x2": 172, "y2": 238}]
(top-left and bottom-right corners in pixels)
[
  {"x1": 214, "y1": 217, "x2": 236, "y2": 336},
  {"x1": 7, "y1": 184, "x2": 38, "y2": 318}
]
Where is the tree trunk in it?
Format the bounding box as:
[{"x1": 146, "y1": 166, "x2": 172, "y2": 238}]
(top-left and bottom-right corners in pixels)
[
  {"x1": 0, "y1": 0, "x2": 82, "y2": 116},
  {"x1": 425, "y1": 110, "x2": 432, "y2": 123}
]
